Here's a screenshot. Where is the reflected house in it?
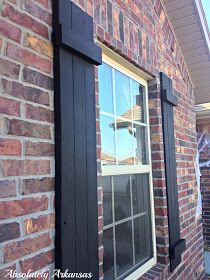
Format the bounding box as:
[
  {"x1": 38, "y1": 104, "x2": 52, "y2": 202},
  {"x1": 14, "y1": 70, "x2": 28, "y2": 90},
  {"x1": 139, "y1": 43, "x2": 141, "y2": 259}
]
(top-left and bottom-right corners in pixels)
[
  {"x1": 109, "y1": 104, "x2": 146, "y2": 165},
  {"x1": 101, "y1": 152, "x2": 117, "y2": 165}
]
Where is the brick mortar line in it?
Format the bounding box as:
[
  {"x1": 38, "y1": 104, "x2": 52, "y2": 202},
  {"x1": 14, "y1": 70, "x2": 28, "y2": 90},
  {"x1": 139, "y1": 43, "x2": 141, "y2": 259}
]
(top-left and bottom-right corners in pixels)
[
  {"x1": 0, "y1": 208, "x2": 55, "y2": 226},
  {"x1": 2, "y1": 0, "x2": 52, "y2": 28}
]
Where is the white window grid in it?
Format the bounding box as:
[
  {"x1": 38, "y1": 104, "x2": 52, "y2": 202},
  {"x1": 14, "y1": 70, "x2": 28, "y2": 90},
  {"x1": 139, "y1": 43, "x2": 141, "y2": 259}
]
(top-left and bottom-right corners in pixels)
[{"x1": 101, "y1": 53, "x2": 157, "y2": 280}]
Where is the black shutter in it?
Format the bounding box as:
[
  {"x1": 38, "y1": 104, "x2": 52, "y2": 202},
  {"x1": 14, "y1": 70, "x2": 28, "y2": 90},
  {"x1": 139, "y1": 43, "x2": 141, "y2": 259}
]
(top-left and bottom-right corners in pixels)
[
  {"x1": 160, "y1": 73, "x2": 186, "y2": 271},
  {"x1": 53, "y1": 1, "x2": 102, "y2": 278}
]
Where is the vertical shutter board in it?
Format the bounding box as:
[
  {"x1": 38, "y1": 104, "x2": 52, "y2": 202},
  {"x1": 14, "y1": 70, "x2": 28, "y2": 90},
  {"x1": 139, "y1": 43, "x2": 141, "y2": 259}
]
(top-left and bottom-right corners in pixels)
[
  {"x1": 72, "y1": 3, "x2": 84, "y2": 35},
  {"x1": 59, "y1": 0, "x2": 72, "y2": 26},
  {"x1": 160, "y1": 72, "x2": 186, "y2": 271},
  {"x1": 84, "y1": 14, "x2": 94, "y2": 42},
  {"x1": 53, "y1": 0, "x2": 102, "y2": 277},
  {"x1": 164, "y1": 103, "x2": 180, "y2": 245},
  {"x1": 58, "y1": 48, "x2": 76, "y2": 271},
  {"x1": 73, "y1": 56, "x2": 89, "y2": 272}
]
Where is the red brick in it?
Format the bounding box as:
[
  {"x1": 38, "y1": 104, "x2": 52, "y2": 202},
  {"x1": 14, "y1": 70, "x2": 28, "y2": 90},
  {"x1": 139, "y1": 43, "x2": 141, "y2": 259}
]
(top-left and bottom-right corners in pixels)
[
  {"x1": 0, "y1": 57, "x2": 20, "y2": 79},
  {"x1": 24, "y1": 213, "x2": 55, "y2": 234},
  {"x1": 155, "y1": 207, "x2": 168, "y2": 216},
  {"x1": 20, "y1": 250, "x2": 54, "y2": 273},
  {"x1": 23, "y1": 67, "x2": 53, "y2": 90},
  {"x1": 7, "y1": 119, "x2": 51, "y2": 139},
  {"x1": 26, "y1": 34, "x2": 53, "y2": 58},
  {"x1": 0, "y1": 139, "x2": 21, "y2": 156},
  {"x1": 0, "y1": 180, "x2": 16, "y2": 198},
  {"x1": 22, "y1": 177, "x2": 54, "y2": 194},
  {"x1": 0, "y1": 265, "x2": 16, "y2": 279},
  {"x1": 0, "y1": 38, "x2": 2, "y2": 52},
  {"x1": 0, "y1": 97, "x2": 20, "y2": 117},
  {"x1": 4, "y1": 233, "x2": 51, "y2": 263},
  {"x1": 25, "y1": 104, "x2": 54, "y2": 123},
  {"x1": 1, "y1": 159, "x2": 50, "y2": 177},
  {"x1": 2, "y1": 79, "x2": 50, "y2": 106},
  {"x1": 0, "y1": 222, "x2": 20, "y2": 243},
  {"x1": 0, "y1": 196, "x2": 48, "y2": 219},
  {"x1": 6, "y1": 43, "x2": 51, "y2": 74},
  {"x1": 36, "y1": 0, "x2": 49, "y2": 9},
  {"x1": 25, "y1": 141, "x2": 54, "y2": 157},
  {"x1": 2, "y1": 3, "x2": 49, "y2": 38},
  {"x1": 0, "y1": 19, "x2": 21, "y2": 42},
  {"x1": 22, "y1": 0, "x2": 52, "y2": 26}
]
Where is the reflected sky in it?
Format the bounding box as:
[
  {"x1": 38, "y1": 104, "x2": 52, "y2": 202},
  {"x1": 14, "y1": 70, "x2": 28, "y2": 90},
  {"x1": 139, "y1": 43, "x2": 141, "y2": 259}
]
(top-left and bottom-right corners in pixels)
[
  {"x1": 99, "y1": 62, "x2": 148, "y2": 166},
  {"x1": 115, "y1": 70, "x2": 132, "y2": 119},
  {"x1": 98, "y1": 63, "x2": 114, "y2": 114}
]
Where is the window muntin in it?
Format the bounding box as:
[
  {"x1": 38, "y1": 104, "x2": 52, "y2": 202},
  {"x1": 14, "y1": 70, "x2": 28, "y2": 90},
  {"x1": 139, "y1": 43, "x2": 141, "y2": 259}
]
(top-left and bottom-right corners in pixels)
[
  {"x1": 99, "y1": 56, "x2": 156, "y2": 280},
  {"x1": 98, "y1": 63, "x2": 148, "y2": 170}
]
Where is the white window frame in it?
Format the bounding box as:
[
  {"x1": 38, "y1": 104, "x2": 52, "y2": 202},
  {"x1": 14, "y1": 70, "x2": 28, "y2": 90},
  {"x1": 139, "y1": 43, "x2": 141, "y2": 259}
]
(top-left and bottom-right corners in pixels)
[{"x1": 100, "y1": 51, "x2": 157, "y2": 280}]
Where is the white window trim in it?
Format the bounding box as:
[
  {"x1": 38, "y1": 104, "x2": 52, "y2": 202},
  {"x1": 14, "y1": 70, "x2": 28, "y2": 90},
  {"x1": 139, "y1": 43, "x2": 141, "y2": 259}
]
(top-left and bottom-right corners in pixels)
[{"x1": 100, "y1": 52, "x2": 157, "y2": 280}]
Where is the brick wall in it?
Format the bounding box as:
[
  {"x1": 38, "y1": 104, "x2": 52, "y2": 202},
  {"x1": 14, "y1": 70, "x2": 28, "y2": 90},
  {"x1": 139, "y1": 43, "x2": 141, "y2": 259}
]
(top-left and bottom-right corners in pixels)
[
  {"x1": 0, "y1": 0, "x2": 206, "y2": 279},
  {"x1": 78, "y1": 0, "x2": 205, "y2": 279},
  {"x1": 197, "y1": 119, "x2": 210, "y2": 252},
  {"x1": 0, "y1": 0, "x2": 54, "y2": 278}
]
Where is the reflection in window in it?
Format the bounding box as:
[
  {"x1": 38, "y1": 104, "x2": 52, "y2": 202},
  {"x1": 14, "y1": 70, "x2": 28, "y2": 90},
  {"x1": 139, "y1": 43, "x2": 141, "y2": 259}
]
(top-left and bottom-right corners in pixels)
[
  {"x1": 103, "y1": 176, "x2": 113, "y2": 226},
  {"x1": 114, "y1": 175, "x2": 131, "y2": 221},
  {"x1": 132, "y1": 174, "x2": 149, "y2": 215},
  {"x1": 102, "y1": 174, "x2": 152, "y2": 279},
  {"x1": 116, "y1": 125, "x2": 134, "y2": 165},
  {"x1": 99, "y1": 61, "x2": 154, "y2": 280},
  {"x1": 115, "y1": 221, "x2": 133, "y2": 275},
  {"x1": 100, "y1": 115, "x2": 116, "y2": 165},
  {"x1": 133, "y1": 125, "x2": 148, "y2": 165},
  {"x1": 99, "y1": 63, "x2": 148, "y2": 167},
  {"x1": 99, "y1": 63, "x2": 114, "y2": 114},
  {"x1": 132, "y1": 80, "x2": 145, "y2": 123},
  {"x1": 115, "y1": 70, "x2": 132, "y2": 119},
  {"x1": 134, "y1": 215, "x2": 152, "y2": 263},
  {"x1": 103, "y1": 228, "x2": 114, "y2": 279}
]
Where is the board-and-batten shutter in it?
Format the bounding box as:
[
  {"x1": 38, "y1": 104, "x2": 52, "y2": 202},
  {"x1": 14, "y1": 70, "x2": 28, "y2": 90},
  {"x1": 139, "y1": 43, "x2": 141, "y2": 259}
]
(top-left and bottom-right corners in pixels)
[
  {"x1": 53, "y1": 0, "x2": 102, "y2": 278},
  {"x1": 160, "y1": 72, "x2": 186, "y2": 271}
]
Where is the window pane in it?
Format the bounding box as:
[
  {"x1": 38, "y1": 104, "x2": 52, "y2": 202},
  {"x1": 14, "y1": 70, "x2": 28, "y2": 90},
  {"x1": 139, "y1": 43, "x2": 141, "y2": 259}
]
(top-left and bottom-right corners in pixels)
[
  {"x1": 132, "y1": 174, "x2": 150, "y2": 215},
  {"x1": 134, "y1": 215, "x2": 152, "y2": 264},
  {"x1": 99, "y1": 63, "x2": 114, "y2": 114},
  {"x1": 115, "y1": 221, "x2": 133, "y2": 276},
  {"x1": 103, "y1": 228, "x2": 115, "y2": 279},
  {"x1": 103, "y1": 176, "x2": 113, "y2": 226},
  {"x1": 132, "y1": 80, "x2": 146, "y2": 123},
  {"x1": 100, "y1": 115, "x2": 117, "y2": 165},
  {"x1": 133, "y1": 124, "x2": 148, "y2": 165},
  {"x1": 114, "y1": 175, "x2": 131, "y2": 221},
  {"x1": 115, "y1": 70, "x2": 132, "y2": 120},
  {"x1": 116, "y1": 124, "x2": 134, "y2": 165}
]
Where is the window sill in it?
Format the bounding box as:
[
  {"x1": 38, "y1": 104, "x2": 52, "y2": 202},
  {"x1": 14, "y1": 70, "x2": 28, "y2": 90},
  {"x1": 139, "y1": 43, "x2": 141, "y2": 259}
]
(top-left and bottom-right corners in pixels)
[{"x1": 124, "y1": 257, "x2": 157, "y2": 280}]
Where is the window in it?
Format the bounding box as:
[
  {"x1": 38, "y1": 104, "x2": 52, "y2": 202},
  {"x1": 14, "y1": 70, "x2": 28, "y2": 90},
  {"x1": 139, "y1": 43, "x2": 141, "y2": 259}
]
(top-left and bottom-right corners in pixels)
[{"x1": 99, "y1": 54, "x2": 156, "y2": 280}]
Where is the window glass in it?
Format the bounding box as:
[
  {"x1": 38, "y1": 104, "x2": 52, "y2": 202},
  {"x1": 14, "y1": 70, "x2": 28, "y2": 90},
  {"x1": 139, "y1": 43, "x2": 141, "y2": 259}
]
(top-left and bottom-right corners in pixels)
[
  {"x1": 115, "y1": 70, "x2": 132, "y2": 119},
  {"x1": 133, "y1": 124, "x2": 148, "y2": 165},
  {"x1": 99, "y1": 63, "x2": 114, "y2": 114},
  {"x1": 114, "y1": 175, "x2": 131, "y2": 221},
  {"x1": 132, "y1": 174, "x2": 149, "y2": 215},
  {"x1": 116, "y1": 125, "x2": 134, "y2": 165},
  {"x1": 100, "y1": 115, "x2": 116, "y2": 165},
  {"x1": 99, "y1": 60, "x2": 154, "y2": 280},
  {"x1": 132, "y1": 80, "x2": 146, "y2": 123},
  {"x1": 103, "y1": 176, "x2": 113, "y2": 226},
  {"x1": 134, "y1": 215, "x2": 152, "y2": 263},
  {"x1": 115, "y1": 221, "x2": 133, "y2": 276},
  {"x1": 103, "y1": 228, "x2": 115, "y2": 279}
]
